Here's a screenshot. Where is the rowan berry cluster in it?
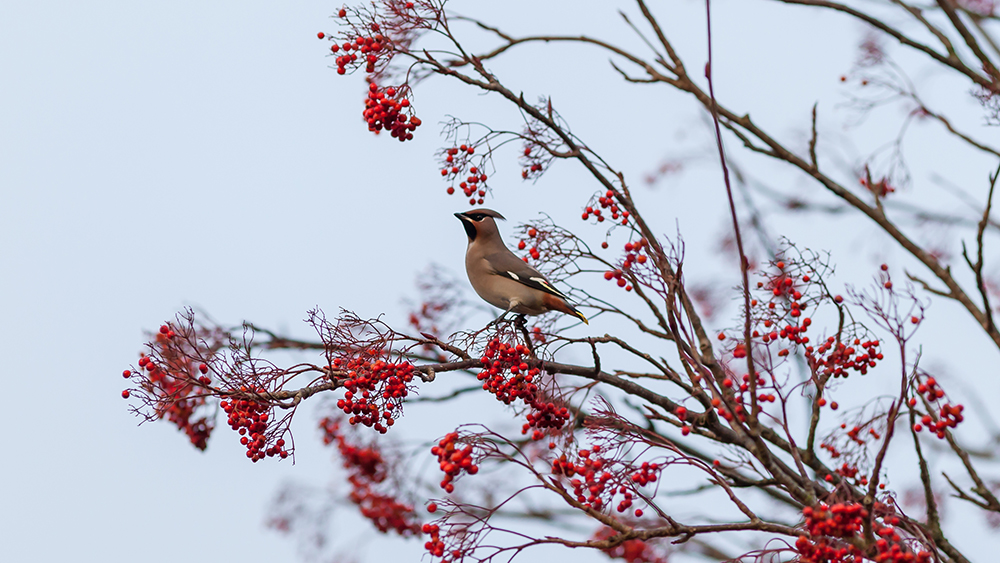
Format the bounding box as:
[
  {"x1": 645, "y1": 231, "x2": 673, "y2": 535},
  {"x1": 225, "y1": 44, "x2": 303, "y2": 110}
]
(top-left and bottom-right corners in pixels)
[
  {"x1": 517, "y1": 227, "x2": 541, "y2": 261},
  {"x1": 550, "y1": 445, "x2": 660, "y2": 515},
  {"x1": 477, "y1": 338, "x2": 570, "y2": 439},
  {"x1": 592, "y1": 526, "x2": 668, "y2": 563},
  {"x1": 126, "y1": 324, "x2": 213, "y2": 450},
  {"x1": 331, "y1": 355, "x2": 415, "y2": 434},
  {"x1": 720, "y1": 259, "x2": 883, "y2": 384},
  {"x1": 320, "y1": 417, "x2": 420, "y2": 535},
  {"x1": 430, "y1": 431, "x2": 478, "y2": 493},
  {"x1": 912, "y1": 376, "x2": 965, "y2": 438},
  {"x1": 422, "y1": 522, "x2": 451, "y2": 561},
  {"x1": 221, "y1": 392, "x2": 288, "y2": 461},
  {"x1": 439, "y1": 144, "x2": 487, "y2": 204},
  {"x1": 319, "y1": 10, "x2": 422, "y2": 142},
  {"x1": 602, "y1": 238, "x2": 649, "y2": 292},
  {"x1": 582, "y1": 190, "x2": 630, "y2": 225},
  {"x1": 364, "y1": 82, "x2": 421, "y2": 141},
  {"x1": 796, "y1": 502, "x2": 932, "y2": 563}
]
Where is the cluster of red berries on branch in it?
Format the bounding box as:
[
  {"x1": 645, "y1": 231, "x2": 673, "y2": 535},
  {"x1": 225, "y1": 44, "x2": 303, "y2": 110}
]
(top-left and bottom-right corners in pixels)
[
  {"x1": 221, "y1": 391, "x2": 289, "y2": 461},
  {"x1": 602, "y1": 238, "x2": 649, "y2": 292},
  {"x1": 125, "y1": 324, "x2": 214, "y2": 450},
  {"x1": 517, "y1": 227, "x2": 541, "y2": 261},
  {"x1": 592, "y1": 526, "x2": 669, "y2": 563},
  {"x1": 320, "y1": 417, "x2": 420, "y2": 535},
  {"x1": 520, "y1": 144, "x2": 548, "y2": 180},
  {"x1": 363, "y1": 82, "x2": 421, "y2": 141},
  {"x1": 422, "y1": 522, "x2": 448, "y2": 560},
  {"x1": 331, "y1": 354, "x2": 416, "y2": 434},
  {"x1": 550, "y1": 445, "x2": 661, "y2": 515},
  {"x1": 477, "y1": 338, "x2": 570, "y2": 440},
  {"x1": 583, "y1": 190, "x2": 630, "y2": 226},
  {"x1": 319, "y1": 9, "x2": 422, "y2": 142},
  {"x1": 911, "y1": 376, "x2": 965, "y2": 438},
  {"x1": 718, "y1": 260, "x2": 883, "y2": 386},
  {"x1": 795, "y1": 502, "x2": 931, "y2": 563},
  {"x1": 439, "y1": 144, "x2": 488, "y2": 204},
  {"x1": 431, "y1": 431, "x2": 478, "y2": 493}
]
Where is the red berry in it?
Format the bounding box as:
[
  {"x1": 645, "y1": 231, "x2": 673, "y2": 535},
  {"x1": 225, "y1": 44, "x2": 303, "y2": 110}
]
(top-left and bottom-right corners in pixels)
[
  {"x1": 122, "y1": 370, "x2": 131, "y2": 378},
  {"x1": 427, "y1": 502, "x2": 438, "y2": 513},
  {"x1": 121, "y1": 390, "x2": 130, "y2": 399},
  {"x1": 317, "y1": 32, "x2": 325, "y2": 39},
  {"x1": 338, "y1": 8, "x2": 347, "y2": 17}
]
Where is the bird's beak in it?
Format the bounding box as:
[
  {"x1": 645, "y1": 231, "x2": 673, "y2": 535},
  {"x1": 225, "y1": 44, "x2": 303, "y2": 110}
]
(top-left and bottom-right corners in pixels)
[{"x1": 454, "y1": 212, "x2": 468, "y2": 222}]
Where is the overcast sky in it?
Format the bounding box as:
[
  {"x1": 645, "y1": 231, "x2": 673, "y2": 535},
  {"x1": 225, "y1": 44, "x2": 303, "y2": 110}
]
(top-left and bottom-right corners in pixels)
[{"x1": 2, "y1": 1, "x2": 999, "y2": 562}]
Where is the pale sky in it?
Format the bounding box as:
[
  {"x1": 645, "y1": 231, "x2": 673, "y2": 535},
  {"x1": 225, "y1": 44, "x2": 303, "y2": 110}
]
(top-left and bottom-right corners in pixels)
[{"x1": 2, "y1": 1, "x2": 998, "y2": 562}]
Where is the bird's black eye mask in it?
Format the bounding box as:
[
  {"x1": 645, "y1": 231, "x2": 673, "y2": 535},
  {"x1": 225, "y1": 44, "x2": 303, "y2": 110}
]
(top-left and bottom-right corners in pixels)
[
  {"x1": 461, "y1": 217, "x2": 478, "y2": 240},
  {"x1": 466, "y1": 213, "x2": 486, "y2": 222}
]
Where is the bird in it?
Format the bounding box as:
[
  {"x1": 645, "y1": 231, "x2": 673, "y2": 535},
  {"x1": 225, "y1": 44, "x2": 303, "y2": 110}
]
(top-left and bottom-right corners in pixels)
[{"x1": 454, "y1": 209, "x2": 588, "y2": 325}]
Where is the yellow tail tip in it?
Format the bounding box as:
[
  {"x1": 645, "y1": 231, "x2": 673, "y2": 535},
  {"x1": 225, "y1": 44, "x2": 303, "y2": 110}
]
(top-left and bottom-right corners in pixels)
[{"x1": 575, "y1": 310, "x2": 589, "y2": 325}]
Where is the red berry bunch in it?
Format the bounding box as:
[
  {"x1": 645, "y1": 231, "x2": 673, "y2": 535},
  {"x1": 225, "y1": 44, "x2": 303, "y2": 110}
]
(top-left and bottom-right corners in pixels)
[
  {"x1": 477, "y1": 339, "x2": 537, "y2": 404},
  {"x1": 582, "y1": 190, "x2": 630, "y2": 225},
  {"x1": 320, "y1": 11, "x2": 423, "y2": 142},
  {"x1": 520, "y1": 144, "x2": 548, "y2": 180},
  {"x1": 430, "y1": 431, "x2": 478, "y2": 493},
  {"x1": 550, "y1": 445, "x2": 660, "y2": 514},
  {"x1": 592, "y1": 527, "x2": 668, "y2": 563},
  {"x1": 477, "y1": 338, "x2": 570, "y2": 439},
  {"x1": 349, "y1": 485, "x2": 421, "y2": 536},
  {"x1": 796, "y1": 502, "x2": 931, "y2": 563},
  {"x1": 807, "y1": 336, "x2": 883, "y2": 378},
  {"x1": 552, "y1": 445, "x2": 662, "y2": 516},
  {"x1": 320, "y1": 417, "x2": 387, "y2": 482},
  {"x1": 422, "y1": 523, "x2": 446, "y2": 559},
  {"x1": 364, "y1": 82, "x2": 421, "y2": 141},
  {"x1": 552, "y1": 447, "x2": 613, "y2": 511},
  {"x1": 128, "y1": 324, "x2": 214, "y2": 450},
  {"x1": 913, "y1": 377, "x2": 964, "y2": 438},
  {"x1": 517, "y1": 227, "x2": 541, "y2": 261},
  {"x1": 320, "y1": 417, "x2": 420, "y2": 536},
  {"x1": 440, "y1": 144, "x2": 488, "y2": 205},
  {"x1": 220, "y1": 391, "x2": 288, "y2": 461},
  {"x1": 522, "y1": 402, "x2": 570, "y2": 441},
  {"x1": 332, "y1": 355, "x2": 416, "y2": 434},
  {"x1": 602, "y1": 238, "x2": 649, "y2": 291},
  {"x1": 328, "y1": 19, "x2": 391, "y2": 75}
]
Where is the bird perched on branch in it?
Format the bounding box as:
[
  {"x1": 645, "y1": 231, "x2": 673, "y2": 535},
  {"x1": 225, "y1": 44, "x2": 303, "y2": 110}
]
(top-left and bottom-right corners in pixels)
[{"x1": 454, "y1": 209, "x2": 588, "y2": 325}]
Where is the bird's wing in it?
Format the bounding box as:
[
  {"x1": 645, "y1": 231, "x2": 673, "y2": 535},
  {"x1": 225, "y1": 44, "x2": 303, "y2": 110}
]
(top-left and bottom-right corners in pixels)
[{"x1": 485, "y1": 250, "x2": 572, "y2": 301}]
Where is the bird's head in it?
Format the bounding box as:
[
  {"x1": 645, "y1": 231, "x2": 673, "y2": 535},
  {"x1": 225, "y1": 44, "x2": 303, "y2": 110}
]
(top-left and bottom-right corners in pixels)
[{"x1": 454, "y1": 208, "x2": 506, "y2": 242}]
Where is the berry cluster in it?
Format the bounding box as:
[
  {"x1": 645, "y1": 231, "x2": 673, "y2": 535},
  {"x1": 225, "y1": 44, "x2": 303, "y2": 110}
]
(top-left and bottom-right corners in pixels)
[
  {"x1": 422, "y1": 522, "x2": 446, "y2": 560},
  {"x1": 430, "y1": 431, "x2": 478, "y2": 493},
  {"x1": 221, "y1": 391, "x2": 288, "y2": 461},
  {"x1": 592, "y1": 526, "x2": 668, "y2": 563},
  {"x1": 517, "y1": 227, "x2": 541, "y2": 261},
  {"x1": 796, "y1": 502, "x2": 931, "y2": 563},
  {"x1": 520, "y1": 145, "x2": 547, "y2": 180},
  {"x1": 320, "y1": 417, "x2": 420, "y2": 536},
  {"x1": 582, "y1": 190, "x2": 630, "y2": 225},
  {"x1": 364, "y1": 82, "x2": 421, "y2": 141},
  {"x1": 602, "y1": 238, "x2": 649, "y2": 292},
  {"x1": 319, "y1": 11, "x2": 422, "y2": 142},
  {"x1": 477, "y1": 338, "x2": 570, "y2": 440},
  {"x1": 440, "y1": 144, "x2": 488, "y2": 205},
  {"x1": 550, "y1": 445, "x2": 660, "y2": 514},
  {"x1": 912, "y1": 377, "x2": 965, "y2": 438},
  {"x1": 720, "y1": 262, "x2": 883, "y2": 388},
  {"x1": 126, "y1": 324, "x2": 213, "y2": 450},
  {"x1": 332, "y1": 355, "x2": 416, "y2": 434}
]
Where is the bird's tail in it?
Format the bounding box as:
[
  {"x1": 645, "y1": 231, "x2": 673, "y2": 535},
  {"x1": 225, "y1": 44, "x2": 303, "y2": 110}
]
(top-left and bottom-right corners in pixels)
[
  {"x1": 543, "y1": 294, "x2": 589, "y2": 325},
  {"x1": 568, "y1": 304, "x2": 589, "y2": 325}
]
